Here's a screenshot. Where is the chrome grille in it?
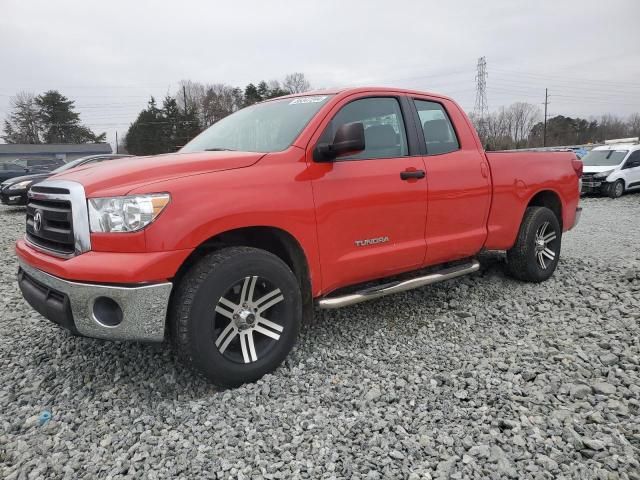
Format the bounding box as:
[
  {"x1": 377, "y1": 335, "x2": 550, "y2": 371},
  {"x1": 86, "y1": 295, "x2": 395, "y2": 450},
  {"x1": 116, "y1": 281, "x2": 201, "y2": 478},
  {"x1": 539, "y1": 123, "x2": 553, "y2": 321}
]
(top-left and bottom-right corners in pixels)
[
  {"x1": 26, "y1": 193, "x2": 75, "y2": 255},
  {"x1": 25, "y1": 180, "x2": 91, "y2": 258}
]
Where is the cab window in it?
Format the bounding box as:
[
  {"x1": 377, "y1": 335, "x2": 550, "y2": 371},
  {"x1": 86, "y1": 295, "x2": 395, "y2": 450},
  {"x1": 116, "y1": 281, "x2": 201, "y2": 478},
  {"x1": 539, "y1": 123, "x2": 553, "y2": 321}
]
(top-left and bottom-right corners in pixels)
[
  {"x1": 319, "y1": 97, "x2": 408, "y2": 160},
  {"x1": 413, "y1": 100, "x2": 460, "y2": 155}
]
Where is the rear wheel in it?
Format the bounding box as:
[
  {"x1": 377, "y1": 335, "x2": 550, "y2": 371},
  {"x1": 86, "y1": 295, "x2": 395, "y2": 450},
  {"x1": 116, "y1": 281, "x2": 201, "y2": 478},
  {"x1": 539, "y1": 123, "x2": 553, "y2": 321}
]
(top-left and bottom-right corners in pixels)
[
  {"x1": 506, "y1": 206, "x2": 561, "y2": 282},
  {"x1": 608, "y1": 179, "x2": 624, "y2": 199},
  {"x1": 171, "y1": 247, "x2": 302, "y2": 387}
]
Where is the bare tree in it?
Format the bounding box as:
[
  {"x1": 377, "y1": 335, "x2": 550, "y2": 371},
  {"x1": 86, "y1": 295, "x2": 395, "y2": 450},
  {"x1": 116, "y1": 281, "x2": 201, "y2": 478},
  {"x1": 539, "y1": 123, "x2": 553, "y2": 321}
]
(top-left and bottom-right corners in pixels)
[
  {"x1": 201, "y1": 84, "x2": 243, "y2": 126},
  {"x1": 2, "y1": 91, "x2": 42, "y2": 144},
  {"x1": 596, "y1": 114, "x2": 627, "y2": 141},
  {"x1": 626, "y1": 113, "x2": 640, "y2": 138},
  {"x1": 176, "y1": 80, "x2": 206, "y2": 114},
  {"x1": 283, "y1": 73, "x2": 311, "y2": 94},
  {"x1": 507, "y1": 102, "x2": 541, "y2": 147}
]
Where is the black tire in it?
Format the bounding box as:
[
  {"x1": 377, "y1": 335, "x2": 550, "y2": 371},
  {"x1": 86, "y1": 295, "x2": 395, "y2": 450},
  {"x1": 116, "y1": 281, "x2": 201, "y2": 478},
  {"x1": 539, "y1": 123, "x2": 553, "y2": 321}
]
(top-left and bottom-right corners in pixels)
[
  {"x1": 608, "y1": 179, "x2": 624, "y2": 199},
  {"x1": 170, "y1": 246, "x2": 302, "y2": 387},
  {"x1": 506, "y1": 206, "x2": 561, "y2": 283}
]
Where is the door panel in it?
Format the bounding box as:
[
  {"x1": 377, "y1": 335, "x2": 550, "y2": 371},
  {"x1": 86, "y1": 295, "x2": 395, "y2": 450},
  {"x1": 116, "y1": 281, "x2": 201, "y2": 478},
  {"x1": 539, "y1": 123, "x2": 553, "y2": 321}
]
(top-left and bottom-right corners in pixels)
[
  {"x1": 423, "y1": 150, "x2": 491, "y2": 264},
  {"x1": 624, "y1": 151, "x2": 640, "y2": 188},
  {"x1": 307, "y1": 95, "x2": 428, "y2": 294},
  {"x1": 311, "y1": 158, "x2": 427, "y2": 292},
  {"x1": 412, "y1": 98, "x2": 491, "y2": 265}
]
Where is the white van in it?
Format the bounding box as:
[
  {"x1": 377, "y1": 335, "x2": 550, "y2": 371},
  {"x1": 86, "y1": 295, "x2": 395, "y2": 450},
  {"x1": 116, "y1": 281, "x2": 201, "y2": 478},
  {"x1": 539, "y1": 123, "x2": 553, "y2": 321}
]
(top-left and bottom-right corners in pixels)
[{"x1": 581, "y1": 138, "x2": 640, "y2": 198}]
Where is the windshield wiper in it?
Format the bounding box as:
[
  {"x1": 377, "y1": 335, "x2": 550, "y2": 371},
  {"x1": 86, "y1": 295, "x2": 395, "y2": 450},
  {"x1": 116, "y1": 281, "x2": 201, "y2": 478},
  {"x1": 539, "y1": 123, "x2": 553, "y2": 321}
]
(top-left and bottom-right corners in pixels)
[{"x1": 205, "y1": 148, "x2": 236, "y2": 151}]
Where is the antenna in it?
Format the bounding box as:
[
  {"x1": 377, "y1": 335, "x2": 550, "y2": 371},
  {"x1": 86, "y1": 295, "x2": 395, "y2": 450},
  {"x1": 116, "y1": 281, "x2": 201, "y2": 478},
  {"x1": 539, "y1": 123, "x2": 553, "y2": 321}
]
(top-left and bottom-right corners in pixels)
[{"x1": 474, "y1": 57, "x2": 489, "y2": 124}]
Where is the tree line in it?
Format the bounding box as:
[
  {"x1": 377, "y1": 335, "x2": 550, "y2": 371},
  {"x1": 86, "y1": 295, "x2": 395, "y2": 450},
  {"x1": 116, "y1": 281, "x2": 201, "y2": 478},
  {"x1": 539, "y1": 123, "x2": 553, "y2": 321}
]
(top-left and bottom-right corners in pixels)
[
  {"x1": 125, "y1": 73, "x2": 311, "y2": 155},
  {"x1": 2, "y1": 91, "x2": 105, "y2": 144},
  {"x1": 470, "y1": 104, "x2": 640, "y2": 151},
  {"x1": 4, "y1": 74, "x2": 640, "y2": 155}
]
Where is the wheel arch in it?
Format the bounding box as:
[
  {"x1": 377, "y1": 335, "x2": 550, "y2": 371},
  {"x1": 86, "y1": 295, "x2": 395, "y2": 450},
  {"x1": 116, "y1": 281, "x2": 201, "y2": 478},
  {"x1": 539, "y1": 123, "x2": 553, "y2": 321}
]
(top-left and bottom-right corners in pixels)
[
  {"x1": 526, "y1": 189, "x2": 563, "y2": 230},
  {"x1": 171, "y1": 226, "x2": 314, "y2": 316}
]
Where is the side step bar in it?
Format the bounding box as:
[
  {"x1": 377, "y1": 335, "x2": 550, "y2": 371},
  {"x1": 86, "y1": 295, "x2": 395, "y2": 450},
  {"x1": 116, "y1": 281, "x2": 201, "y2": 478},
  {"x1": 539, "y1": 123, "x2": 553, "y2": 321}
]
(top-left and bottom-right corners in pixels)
[{"x1": 317, "y1": 259, "x2": 480, "y2": 309}]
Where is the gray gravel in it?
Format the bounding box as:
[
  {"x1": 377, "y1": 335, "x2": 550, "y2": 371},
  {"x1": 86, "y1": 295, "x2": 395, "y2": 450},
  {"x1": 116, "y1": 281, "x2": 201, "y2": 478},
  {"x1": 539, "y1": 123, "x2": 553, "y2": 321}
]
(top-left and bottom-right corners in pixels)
[{"x1": 1, "y1": 193, "x2": 639, "y2": 479}]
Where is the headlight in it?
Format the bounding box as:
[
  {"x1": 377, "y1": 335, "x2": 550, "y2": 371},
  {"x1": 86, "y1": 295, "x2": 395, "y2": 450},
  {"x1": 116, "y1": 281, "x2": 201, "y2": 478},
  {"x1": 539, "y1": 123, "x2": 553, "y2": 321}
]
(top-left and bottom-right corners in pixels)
[
  {"x1": 8, "y1": 180, "x2": 32, "y2": 191},
  {"x1": 593, "y1": 170, "x2": 613, "y2": 179},
  {"x1": 88, "y1": 193, "x2": 170, "y2": 233}
]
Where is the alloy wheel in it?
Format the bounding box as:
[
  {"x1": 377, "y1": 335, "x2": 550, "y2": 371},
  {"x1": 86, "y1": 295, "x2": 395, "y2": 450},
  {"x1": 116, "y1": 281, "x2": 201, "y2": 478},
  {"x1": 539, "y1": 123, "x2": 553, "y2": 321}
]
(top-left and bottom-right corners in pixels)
[
  {"x1": 534, "y1": 221, "x2": 557, "y2": 269},
  {"x1": 213, "y1": 276, "x2": 285, "y2": 364}
]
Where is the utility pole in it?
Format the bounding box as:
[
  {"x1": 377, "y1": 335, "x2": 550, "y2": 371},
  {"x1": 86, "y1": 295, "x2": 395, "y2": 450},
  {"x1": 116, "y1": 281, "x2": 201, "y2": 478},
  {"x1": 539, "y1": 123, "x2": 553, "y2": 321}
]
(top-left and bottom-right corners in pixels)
[
  {"x1": 474, "y1": 57, "x2": 489, "y2": 127},
  {"x1": 183, "y1": 85, "x2": 188, "y2": 112},
  {"x1": 543, "y1": 88, "x2": 548, "y2": 147},
  {"x1": 115, "y1": 131, "x2": 118, "y2": 154}
]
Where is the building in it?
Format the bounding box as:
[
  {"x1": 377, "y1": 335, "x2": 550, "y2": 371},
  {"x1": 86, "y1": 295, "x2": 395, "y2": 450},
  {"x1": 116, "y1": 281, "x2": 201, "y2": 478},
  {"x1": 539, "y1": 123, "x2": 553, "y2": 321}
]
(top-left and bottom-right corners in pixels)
[{"x1": 0, "y1": 143, "x2": 112, "y2": 165}]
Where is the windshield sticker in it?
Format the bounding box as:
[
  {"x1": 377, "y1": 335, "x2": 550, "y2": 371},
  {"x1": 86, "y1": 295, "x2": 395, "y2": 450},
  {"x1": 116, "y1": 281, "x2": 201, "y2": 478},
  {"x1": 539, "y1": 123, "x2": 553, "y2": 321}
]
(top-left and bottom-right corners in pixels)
[{"x1": 289, "y1": 96, "x2": 327, "y2": 105}]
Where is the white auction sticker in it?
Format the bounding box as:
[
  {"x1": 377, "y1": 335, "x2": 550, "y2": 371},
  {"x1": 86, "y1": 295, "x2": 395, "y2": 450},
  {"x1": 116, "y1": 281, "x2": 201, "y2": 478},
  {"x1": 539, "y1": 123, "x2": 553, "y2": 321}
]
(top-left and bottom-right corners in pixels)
[{"x1": 289, "y1": 96, "x2": 327, "y2": 105}]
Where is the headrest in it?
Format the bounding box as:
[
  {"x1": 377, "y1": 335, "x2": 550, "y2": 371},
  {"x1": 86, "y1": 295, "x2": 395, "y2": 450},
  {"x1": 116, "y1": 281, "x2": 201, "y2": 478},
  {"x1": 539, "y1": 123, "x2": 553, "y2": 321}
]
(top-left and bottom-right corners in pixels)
[
  {"x1": 423, "y1": 119, "x2": 450, "y2": 142},
  {"x1": 365, "y1": 124, "x2": 397, "y2": 149}
]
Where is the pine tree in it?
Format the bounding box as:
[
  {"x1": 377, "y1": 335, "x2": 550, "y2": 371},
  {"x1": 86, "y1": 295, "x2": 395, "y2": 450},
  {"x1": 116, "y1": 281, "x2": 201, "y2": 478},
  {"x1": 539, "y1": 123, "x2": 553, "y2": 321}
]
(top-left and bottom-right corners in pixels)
[
  {"x1": 243, "y1": 83, "x2": 262, "y2": 106},
  {"x1": 125, "y1": 97, "x2": 166, "y2": 155},
  {"x1": 35, "y1": 90, "x2": 105, "y2": 143}
]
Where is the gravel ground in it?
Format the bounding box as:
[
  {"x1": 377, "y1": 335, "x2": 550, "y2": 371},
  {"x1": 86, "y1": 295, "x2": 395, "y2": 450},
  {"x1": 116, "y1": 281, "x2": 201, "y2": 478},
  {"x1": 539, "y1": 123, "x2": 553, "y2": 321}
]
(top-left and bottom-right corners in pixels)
[{"x1": 1, "y1": 193, "x2": 639, "y2": 479}]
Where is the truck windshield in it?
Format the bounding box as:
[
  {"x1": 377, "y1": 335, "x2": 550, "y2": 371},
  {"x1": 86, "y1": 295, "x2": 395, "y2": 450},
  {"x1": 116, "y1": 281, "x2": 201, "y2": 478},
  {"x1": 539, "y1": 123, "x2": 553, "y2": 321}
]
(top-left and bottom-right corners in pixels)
[
  {"x1": 181, "y1": 95, "x2": 332, "y2": 154},
  {"x1": 581, "y1": 150, "x2": 628, "y2": 166}
]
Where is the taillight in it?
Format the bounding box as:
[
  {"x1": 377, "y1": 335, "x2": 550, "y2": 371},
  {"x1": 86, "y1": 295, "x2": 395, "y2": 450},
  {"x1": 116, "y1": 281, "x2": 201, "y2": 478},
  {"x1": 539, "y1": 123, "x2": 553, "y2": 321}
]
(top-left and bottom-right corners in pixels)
[{"x1": 572, "y1": 159, "x2": 583, "y2": 178}]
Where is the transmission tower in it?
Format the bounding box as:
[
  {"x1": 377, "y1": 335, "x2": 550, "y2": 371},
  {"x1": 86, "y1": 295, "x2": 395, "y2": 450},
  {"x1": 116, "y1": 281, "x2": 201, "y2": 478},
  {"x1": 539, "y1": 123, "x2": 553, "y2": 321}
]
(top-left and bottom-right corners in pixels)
[{"x1": 474, "y1": 57, "x2": 488, "y2": 121}]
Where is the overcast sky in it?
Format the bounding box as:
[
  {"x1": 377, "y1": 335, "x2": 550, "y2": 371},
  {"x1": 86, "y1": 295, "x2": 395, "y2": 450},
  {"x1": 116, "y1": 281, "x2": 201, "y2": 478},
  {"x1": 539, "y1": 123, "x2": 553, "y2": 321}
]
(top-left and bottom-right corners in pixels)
[{"x1": 2, "y1": 0, "x2": 639, "y2": 148}]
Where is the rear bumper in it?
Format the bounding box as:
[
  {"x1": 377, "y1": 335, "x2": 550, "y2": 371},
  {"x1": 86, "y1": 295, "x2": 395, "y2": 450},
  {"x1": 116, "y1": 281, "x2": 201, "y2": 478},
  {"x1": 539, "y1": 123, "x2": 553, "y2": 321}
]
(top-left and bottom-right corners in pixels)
[
  {"x1": 572, "y1": 207, "x2": 582, "y2": 229},
  {"x1": 18, "y1": 260, "x2": 172, "y2": 342}
]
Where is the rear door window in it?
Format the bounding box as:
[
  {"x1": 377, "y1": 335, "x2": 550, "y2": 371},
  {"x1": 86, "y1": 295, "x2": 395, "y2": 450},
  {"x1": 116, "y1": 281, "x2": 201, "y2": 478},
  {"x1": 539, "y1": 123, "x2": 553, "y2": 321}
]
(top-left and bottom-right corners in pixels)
[{"x1": 413, "y1": 100, "x2": 460, "y2": 155}]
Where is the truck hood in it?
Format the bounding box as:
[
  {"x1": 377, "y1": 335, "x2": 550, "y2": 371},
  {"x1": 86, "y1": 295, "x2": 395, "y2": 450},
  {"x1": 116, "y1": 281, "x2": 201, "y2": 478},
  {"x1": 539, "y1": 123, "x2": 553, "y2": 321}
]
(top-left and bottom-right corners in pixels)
[
  {"x1": 51, "y1": 151, "x2": 266, "y2": 197},
  {"x1": 583, "y1": 165, "x2": 620, "y2": 174}
]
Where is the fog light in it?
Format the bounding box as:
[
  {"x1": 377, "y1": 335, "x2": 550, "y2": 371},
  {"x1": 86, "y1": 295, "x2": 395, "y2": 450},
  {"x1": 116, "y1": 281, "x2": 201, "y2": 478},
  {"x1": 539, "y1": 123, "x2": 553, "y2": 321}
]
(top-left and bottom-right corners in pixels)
[{"x1": 92, "y1": 297, "x2": 123, "y2": 327}]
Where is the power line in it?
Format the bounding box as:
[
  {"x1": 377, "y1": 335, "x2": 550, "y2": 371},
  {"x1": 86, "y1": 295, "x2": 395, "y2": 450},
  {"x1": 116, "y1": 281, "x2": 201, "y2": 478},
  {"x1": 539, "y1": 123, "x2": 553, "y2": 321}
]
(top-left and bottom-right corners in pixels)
[{"x1": 474, "y1": 56, "x2": 488, "y2": 121}]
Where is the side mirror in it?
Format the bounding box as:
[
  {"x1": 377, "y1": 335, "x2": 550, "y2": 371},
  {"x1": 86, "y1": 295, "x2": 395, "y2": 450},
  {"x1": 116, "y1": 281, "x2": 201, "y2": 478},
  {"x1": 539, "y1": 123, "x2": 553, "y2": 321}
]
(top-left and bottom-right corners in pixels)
[{"x1": 314, "y1": 122, "x2": 365, "y2": 162}]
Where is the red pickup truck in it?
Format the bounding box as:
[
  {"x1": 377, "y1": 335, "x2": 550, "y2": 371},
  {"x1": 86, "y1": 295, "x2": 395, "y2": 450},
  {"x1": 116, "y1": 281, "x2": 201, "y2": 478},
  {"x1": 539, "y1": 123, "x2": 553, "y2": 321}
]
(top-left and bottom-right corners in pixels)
[{"x1": 16, "y1": 87, "x2": 582, "y2": 386}]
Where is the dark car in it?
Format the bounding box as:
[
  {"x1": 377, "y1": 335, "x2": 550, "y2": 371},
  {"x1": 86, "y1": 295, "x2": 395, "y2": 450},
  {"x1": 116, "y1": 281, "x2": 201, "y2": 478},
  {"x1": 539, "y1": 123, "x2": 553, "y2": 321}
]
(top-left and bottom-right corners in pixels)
[
  {"x1": 0, "y1": 154, "x2": 132, "y2": 206},
  {"x1": 0, "y1": 163, "x2": 38, "y2": 183}
]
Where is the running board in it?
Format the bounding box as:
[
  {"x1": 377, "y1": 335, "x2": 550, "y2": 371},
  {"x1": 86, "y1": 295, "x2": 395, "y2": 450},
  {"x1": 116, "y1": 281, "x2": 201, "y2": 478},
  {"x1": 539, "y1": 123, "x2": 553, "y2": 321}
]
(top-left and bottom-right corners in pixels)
[{"x1": 317, "y1": 259, "x2": 480, "y2": 309}]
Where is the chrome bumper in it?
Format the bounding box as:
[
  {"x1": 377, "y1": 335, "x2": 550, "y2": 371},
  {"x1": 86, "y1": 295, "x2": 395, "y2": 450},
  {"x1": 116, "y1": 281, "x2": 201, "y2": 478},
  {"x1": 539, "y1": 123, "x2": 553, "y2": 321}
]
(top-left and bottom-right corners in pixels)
[{"x1": 18, "y1": 260, "x2": 172, "y2": 342}]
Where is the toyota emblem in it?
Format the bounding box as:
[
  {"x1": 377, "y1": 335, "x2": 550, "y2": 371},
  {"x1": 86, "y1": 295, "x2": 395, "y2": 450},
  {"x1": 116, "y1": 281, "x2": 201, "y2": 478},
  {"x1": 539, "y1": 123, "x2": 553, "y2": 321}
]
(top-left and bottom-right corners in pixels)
[{"x1": 33, "y1": 210, "x2": 43, "y2": 233}]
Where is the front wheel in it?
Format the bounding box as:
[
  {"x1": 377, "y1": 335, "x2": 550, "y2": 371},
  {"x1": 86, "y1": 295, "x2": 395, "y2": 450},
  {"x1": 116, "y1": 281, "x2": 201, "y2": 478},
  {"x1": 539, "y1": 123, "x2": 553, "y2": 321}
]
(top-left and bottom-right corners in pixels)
[
  {"x1": 506, "y1": 206, "x2": 561, "y2": 282},
  {"x1": 608, "y1": 179, "x2": 624, "y2": 199},
  {"x1": 170, "y1": 247, "x2": 302, "y2": 387}
]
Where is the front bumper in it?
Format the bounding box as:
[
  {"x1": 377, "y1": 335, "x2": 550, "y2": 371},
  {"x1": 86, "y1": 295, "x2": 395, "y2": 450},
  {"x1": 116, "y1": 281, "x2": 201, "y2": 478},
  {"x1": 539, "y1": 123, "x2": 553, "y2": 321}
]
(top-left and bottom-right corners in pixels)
[
  {"x1": 581, "y1": 180, "x2": 605, "y2": 194},
  {"x1": 1, "y1": 189, "x2": 28, "y2": 206},
  {"x1": 18, "y1": 260, "x2": 172, "y2": 342}
]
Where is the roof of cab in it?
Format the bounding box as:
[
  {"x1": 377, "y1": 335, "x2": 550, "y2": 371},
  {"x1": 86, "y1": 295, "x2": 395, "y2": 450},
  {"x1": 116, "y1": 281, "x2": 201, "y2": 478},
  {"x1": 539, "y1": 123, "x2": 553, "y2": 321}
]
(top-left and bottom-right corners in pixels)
[{"x1": 274, "y1": 86, "x2": 455, "y2": 102}]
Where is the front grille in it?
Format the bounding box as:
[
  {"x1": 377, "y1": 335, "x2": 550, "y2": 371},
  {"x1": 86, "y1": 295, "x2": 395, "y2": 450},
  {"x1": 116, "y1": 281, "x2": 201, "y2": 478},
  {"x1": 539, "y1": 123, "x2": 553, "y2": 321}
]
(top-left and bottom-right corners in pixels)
[{"x1": 26, "y1": 189, "x2": 75, "y2": 256}]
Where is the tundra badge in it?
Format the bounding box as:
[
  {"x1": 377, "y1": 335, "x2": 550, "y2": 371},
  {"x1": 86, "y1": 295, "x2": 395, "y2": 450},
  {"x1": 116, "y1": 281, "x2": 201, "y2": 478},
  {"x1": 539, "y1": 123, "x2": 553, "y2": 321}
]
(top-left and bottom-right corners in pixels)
[{"x1": 355, "y1": 236, "x2": 389, "y2": 247}]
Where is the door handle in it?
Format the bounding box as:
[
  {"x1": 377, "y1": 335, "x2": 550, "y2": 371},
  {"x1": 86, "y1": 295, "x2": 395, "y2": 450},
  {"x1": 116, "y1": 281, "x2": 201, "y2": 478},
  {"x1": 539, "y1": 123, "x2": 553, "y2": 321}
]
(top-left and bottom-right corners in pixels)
[{"x1": 400, "y1": 169, "x2": 426, "y2": 180}]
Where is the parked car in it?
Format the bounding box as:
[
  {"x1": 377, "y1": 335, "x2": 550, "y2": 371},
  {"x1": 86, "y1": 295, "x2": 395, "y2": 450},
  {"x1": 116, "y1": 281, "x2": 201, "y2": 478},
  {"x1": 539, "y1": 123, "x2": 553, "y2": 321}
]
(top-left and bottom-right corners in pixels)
[
  {"x1": 580, "y1": 138, "x2": 640, "y2": 198},
  {"x1": 1, "y1": 154, "x2": 132, "y2": 206},
  {"x1": 19, "y1": 158, "x2": 66, "y2": 170},
  {"x1": 15, "y1": 87, "x2": 582, "y2": 386},
  {"x1": 1, "y1": 157, "x2": 68, "y2": 185},
  {"x1": 0, "y1": 162, "x2": 39, "y2": 183}
]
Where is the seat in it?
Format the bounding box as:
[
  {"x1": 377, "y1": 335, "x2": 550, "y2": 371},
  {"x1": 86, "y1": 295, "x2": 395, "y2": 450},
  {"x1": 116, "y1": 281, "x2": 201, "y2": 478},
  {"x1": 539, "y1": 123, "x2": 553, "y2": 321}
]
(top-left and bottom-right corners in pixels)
[
  {"x1": 423, "y1": 119, "x2": 457, "y2": 154},
  {"x1": 364, "y1": 124, "x2": 401, "y2": 157}
]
